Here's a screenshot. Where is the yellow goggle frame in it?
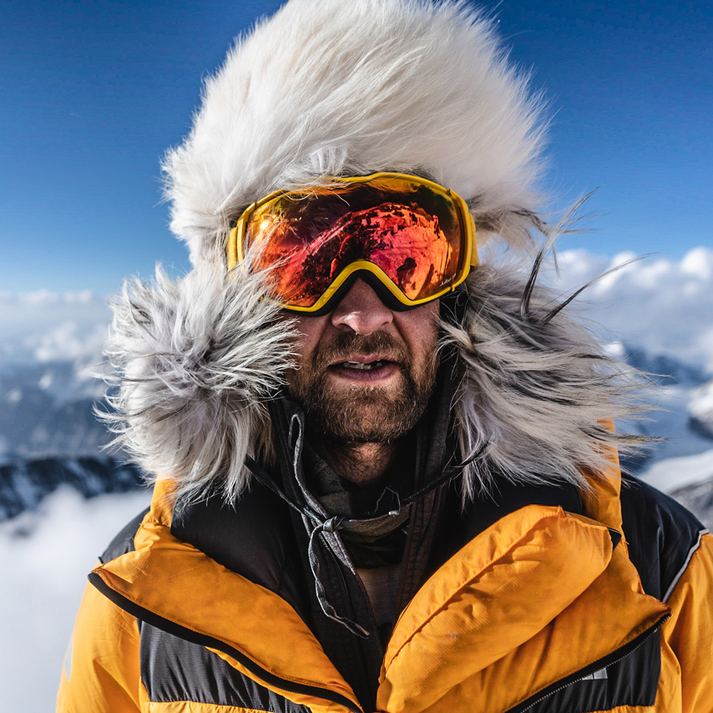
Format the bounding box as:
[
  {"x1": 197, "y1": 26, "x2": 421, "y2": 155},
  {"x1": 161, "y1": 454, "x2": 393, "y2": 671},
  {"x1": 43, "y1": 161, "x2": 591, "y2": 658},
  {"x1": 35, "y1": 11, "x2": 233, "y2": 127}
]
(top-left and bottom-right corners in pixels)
[{"x1": 227, "y1": 172, "x2": 478, "y2": 314}]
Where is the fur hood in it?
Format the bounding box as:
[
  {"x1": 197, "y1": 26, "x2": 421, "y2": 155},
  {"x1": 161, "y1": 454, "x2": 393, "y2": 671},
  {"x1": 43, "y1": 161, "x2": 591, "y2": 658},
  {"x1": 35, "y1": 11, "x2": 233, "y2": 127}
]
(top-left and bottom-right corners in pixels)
[
  {"x1": 163, "y1": 0, "x2": 545, "y2": 267},
  {"x1": 103, "y1": 0, "x2": 644, "y2": 505}
]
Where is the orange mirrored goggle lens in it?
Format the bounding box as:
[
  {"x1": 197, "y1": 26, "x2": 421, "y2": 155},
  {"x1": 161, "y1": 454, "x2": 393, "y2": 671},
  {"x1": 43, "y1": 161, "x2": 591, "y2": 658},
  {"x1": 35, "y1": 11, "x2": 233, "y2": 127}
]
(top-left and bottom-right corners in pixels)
[{"x1": 233, "y1": 174, "x2": 475, "y2": 311}]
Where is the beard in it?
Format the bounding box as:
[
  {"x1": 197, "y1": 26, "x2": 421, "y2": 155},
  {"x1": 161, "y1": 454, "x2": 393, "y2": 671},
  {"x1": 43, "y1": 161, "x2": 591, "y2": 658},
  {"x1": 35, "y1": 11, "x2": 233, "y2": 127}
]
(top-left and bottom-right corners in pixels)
[{"x1": 286, "y1": 331, "x2": 438, "y2": 445}]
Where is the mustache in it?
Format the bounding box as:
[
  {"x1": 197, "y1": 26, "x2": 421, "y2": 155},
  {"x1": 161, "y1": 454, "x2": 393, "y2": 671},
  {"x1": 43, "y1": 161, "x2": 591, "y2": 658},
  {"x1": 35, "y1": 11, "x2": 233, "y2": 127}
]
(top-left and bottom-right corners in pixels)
[{"x1": 312, "y1": 331, "x2": 410, "y2": 369}]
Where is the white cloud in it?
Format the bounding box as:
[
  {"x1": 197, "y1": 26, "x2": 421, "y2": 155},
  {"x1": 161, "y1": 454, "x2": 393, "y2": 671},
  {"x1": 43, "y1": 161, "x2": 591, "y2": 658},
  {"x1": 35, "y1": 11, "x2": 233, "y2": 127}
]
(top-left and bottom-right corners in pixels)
[
  {"x1": 0, "y1": 291, "x2": 111, "y2": 367},
  {"x1": 543, "y1": 246, "x2": 713, "y2": 374},
  {"x1": 26, "y1": 321, "x2": 108, "y2": 363},
  {"x1": 0, "y1": 487, "x2": 151, "y2": 712}
]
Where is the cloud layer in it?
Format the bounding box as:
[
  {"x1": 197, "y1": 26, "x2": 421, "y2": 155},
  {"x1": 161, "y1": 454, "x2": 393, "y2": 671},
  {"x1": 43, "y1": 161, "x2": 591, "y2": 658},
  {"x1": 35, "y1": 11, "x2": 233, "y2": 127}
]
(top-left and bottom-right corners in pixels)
[
  {"x1": 542, "y1": 246, "x2": 713, "y2": 373},
  {"x1": 0, "y1": 487, "x2": 151, "y2": 712},
  {"x1": 0, "y1": 291, "x2": 111, "y2": 366}
]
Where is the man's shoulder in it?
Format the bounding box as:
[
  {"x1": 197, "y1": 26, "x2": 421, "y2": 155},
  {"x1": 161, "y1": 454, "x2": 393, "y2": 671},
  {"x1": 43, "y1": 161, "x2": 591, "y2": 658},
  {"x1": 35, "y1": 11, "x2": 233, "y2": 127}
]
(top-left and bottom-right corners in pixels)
[
  {"x1": 97, "y1": 480, "x2": 309, "y2": 613},
  {"x1": 98, "y1": 480, "x2": 293, "y2": 569},
  {"x1": 620, "y1": 473, "x2": 708, "y2": 601},
  {"x1": 100, "y1": 507, "x2": 150, "y2": 563}
]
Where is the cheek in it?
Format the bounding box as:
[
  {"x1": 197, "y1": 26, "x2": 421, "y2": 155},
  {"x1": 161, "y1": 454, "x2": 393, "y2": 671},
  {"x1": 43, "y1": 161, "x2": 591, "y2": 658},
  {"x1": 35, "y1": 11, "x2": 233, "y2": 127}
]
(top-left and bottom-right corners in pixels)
[
  {"x1": 286, "y1": 312, "x2": 330, "y2": 365},
  {"x1": 397, "y1": 302, "x2": 440, "y2": 362}
]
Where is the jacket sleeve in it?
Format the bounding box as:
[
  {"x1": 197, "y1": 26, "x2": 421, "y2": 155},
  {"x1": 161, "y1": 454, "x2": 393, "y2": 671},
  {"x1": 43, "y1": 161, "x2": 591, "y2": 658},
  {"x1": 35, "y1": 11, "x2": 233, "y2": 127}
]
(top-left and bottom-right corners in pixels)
[
  {"x1": 57, "y1": 579, "x2": 143, "y2": 713},
  {"x1": 662, "y1": 531, "x2": 713, "y2": 713}
]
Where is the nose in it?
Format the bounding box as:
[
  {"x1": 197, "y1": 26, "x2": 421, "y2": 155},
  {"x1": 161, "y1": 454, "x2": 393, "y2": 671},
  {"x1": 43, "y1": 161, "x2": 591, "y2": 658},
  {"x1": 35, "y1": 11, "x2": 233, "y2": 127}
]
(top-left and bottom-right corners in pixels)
[{"x1": 330, "y1": 279, "x2": 394, "y2": 335}]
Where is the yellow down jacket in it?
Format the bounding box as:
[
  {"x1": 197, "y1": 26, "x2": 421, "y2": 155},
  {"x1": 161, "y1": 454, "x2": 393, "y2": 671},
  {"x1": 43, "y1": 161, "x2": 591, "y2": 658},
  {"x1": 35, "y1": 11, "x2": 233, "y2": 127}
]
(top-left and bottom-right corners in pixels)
[{"x1": 58, "y1": 459, "x2": 713, "y2": 713}]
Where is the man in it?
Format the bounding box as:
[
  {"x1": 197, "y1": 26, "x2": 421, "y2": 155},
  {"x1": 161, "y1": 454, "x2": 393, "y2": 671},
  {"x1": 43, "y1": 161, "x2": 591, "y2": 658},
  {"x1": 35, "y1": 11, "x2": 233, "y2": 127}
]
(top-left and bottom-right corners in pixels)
[{"x1": 58, "y1": 1, "x2": 713, "y2": 711}]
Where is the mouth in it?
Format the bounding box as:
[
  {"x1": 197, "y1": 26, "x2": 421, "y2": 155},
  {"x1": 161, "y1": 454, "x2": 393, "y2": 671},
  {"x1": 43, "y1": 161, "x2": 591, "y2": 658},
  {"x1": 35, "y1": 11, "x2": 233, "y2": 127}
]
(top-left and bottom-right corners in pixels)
[
  {"x1": 340, "y1": 359, "x2": 390, "y2": 371},
  {"x1": 327, "y1": 355, "x2": 400, "y2": 383}
]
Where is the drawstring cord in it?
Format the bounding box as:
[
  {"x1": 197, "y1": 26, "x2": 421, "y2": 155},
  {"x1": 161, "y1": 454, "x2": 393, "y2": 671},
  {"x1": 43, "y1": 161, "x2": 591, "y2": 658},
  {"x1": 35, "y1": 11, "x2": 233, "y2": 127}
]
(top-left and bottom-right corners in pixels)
[
  {"x1": 245, "y1": 454, "x2": 370, "y2": 637},
  {"x1": 244, "y1": 443, "x2": 484, "y2": 638},
  {"x1": 307, "y1": 516, "x2": 371, "y2": 638}
]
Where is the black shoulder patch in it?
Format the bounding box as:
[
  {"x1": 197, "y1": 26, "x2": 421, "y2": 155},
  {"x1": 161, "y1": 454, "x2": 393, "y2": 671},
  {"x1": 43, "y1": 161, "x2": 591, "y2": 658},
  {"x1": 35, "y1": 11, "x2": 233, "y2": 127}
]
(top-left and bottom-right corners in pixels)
[
  {"x1": 99, "y1": 507, "x2": 150, "y2": 563},
  {"x1": 139, "y1": 623, "x2": 312, "y2": 711},
  {"x1": 170, "y1": 485, "x2": 311, "y2": 622},
  {"x1": 523, "y1": 625, "x2": 662, "y2": 713},
  {"x1": 620, "y1": 474, "x2": 706, "y2": 601}
]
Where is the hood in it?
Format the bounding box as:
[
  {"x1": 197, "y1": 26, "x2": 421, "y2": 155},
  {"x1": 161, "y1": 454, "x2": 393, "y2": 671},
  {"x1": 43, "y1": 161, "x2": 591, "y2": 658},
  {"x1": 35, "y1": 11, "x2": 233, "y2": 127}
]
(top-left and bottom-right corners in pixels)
[
  {"x1": 101, "y1": 0, "x2": 645, "y2": 506},
  {"x1": 163, "y1": 0, "x2": 546, "y2": 268}
]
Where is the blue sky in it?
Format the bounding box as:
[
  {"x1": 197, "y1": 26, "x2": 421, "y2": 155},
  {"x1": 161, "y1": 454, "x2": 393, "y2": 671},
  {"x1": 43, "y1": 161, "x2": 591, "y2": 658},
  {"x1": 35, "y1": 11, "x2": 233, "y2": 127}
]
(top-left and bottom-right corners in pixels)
[{"x1": 1, "y1": 0, "x2": 711, "y2": 293}]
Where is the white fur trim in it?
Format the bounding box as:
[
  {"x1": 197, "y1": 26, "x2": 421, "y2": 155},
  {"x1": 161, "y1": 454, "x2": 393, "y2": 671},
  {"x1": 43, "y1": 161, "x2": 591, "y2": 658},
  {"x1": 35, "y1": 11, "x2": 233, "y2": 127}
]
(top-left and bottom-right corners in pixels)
[
  {"x1": 446, "y1": 265, "x2": 647, "y2": 498},
  {"x1": 100, "y1": 265, "x2": 296, "y2": 506},
  {"x1": 163, "y1": 0, "x2": 546, "y2": 266}
]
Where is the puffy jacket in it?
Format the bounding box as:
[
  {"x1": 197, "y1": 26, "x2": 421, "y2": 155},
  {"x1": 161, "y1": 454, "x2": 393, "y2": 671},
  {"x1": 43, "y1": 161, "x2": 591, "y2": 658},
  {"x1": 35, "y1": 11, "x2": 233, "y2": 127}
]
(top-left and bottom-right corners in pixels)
[{"x1": 58, "y1": 451, "x2": 713, "y2": 712}]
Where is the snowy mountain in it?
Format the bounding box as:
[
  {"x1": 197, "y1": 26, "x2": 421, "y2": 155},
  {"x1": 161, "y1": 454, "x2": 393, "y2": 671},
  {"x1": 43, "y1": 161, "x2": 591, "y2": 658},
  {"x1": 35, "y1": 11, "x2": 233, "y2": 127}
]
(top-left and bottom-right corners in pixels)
[
  {"x1": 614, "y1": 344, "x2": 713, "y2": 471},
  {"x1": 0, "y1": 360, "x2": 111, "y2": 459},
  {"x1": 0, "y1": 291, "x2": 148, "y2": 526},
  {"x1": 0, "y1": 455, "x2": 143, "y2": 522}
]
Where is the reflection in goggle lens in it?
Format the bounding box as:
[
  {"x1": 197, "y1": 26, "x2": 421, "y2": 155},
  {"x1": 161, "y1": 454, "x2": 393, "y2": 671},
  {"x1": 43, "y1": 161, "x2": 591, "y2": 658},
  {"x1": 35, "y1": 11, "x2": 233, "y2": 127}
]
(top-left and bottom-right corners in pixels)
[{"x1": 246, "y1": 182, "x2": 464, "y2": 307}]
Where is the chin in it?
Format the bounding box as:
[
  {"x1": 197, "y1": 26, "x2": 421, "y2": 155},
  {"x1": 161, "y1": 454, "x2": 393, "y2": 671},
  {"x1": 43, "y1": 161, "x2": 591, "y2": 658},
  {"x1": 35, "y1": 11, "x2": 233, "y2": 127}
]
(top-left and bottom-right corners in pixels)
[{"x1": 309, "y1": 390, "x2": 421, "y2": 444}]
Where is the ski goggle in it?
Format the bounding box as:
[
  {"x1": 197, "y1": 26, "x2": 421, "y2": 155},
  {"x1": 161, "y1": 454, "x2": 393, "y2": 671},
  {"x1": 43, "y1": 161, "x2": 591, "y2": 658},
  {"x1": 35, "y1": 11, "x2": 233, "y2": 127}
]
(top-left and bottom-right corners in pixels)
[{"x1": 227, "y1": 172, "x2": 478, "y2": 314}]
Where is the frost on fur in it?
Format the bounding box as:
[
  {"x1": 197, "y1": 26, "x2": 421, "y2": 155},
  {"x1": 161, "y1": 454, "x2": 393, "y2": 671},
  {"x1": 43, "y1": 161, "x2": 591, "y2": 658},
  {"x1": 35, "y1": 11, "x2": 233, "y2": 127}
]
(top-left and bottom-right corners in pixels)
[
  {"x1": 100, "y1": 265, "x2": 297, "y2": 508},
  {"x1": 443, "y1": 264, "x2": 649, "y2": 500},
  {"x1": 163, "y1": 0, "x2": 546, "y2": 266}
]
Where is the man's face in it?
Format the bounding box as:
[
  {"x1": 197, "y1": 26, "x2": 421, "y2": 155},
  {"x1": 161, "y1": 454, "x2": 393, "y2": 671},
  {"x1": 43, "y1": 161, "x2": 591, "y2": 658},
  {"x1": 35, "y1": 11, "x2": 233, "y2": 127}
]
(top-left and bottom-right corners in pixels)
[{"x1": 285, "y1": 279, "x2": 440, "y2": 444}]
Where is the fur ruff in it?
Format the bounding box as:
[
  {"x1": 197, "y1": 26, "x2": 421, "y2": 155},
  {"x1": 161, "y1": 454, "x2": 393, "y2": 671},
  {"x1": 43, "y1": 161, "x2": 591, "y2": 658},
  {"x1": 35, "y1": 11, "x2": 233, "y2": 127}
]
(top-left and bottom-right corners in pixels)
[
  {"x1": 102, "y1": 260, "x2": 646, "y2": 507},
  {"x1": 163, "y1": 0, "x2": 546, "y2": 267},
  {"x1": 449, "y1": 265, "x2": 645, "y2": 499},
  {"x1": 103, "y1": 0, "x2": 643, "y2": 505},
  {"x1": 100, "y1": 265, "x2": 296, "y2": 507}
]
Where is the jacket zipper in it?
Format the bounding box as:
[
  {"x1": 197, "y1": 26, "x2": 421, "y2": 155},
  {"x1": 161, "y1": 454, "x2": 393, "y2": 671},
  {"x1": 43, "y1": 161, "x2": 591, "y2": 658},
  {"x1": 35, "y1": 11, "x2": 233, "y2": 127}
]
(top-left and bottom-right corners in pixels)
[
  {"x1": 504, "y1": 613, "x2": 670, "y2": 713},
  {"x1": 89, "y1": 573, "x2": 364, "y2": 713}
]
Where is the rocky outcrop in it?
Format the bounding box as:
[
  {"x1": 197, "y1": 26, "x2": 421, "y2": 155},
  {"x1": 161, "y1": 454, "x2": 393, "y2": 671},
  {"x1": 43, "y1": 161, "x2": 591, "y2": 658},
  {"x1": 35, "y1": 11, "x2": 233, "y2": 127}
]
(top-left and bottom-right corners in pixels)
[
  {"x1": 671, "y1": 476, "x2": 713, "y2": 530},
  {"x1": 0, "y1": 456, "x2": 144, "y2": 521}
]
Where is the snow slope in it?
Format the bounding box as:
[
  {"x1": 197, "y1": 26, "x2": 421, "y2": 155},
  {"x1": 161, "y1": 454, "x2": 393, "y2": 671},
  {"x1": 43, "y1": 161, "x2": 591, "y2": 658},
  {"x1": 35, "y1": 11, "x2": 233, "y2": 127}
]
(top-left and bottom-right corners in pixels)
[{"x1": 641, "y1": 448, "x2": 713, "y2": 494}]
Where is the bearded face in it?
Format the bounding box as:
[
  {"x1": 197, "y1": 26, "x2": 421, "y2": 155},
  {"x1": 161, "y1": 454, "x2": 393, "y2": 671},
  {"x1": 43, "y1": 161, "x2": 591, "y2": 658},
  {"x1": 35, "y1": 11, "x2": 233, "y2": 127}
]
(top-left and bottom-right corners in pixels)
[
  {"x1": 286, "y1": 330, "x2": 438, "y2": 444},
  {"x1": 284, "y1": 282, "x2": 440, "y2": 445}
]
